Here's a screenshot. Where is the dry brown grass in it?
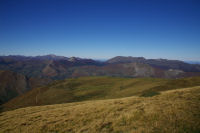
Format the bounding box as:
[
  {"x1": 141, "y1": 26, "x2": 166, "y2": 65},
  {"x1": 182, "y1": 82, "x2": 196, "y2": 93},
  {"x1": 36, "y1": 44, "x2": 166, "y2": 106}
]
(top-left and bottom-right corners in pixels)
[{"x1": 0, "y1": 86, "x2": 200, "y2": 133}]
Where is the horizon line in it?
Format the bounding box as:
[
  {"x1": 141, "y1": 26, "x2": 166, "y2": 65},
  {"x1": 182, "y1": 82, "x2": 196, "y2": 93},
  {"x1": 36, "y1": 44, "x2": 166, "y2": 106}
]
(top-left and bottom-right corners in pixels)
[{"x1": 0, "y1": 54, "x2": 200, "y2": 62}]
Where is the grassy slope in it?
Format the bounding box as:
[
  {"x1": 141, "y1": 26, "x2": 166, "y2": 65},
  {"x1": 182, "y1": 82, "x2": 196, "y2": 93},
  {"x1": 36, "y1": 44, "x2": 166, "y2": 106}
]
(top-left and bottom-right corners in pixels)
[
  {"x1": 0, "y1": 86, "x2": 200, "y2": 133},
  {"x1": 2, "y1": 76, "x2": 200, "y2": 111},
  {"x1": 141, "y1": 76, "x2": 200, "y2": 97},
  {"x1": 0, "y1": 70, "x2": 52, "y2": 105},
  {"x1": 2, "y1": 77, "x2": 165, "y2": 111}
]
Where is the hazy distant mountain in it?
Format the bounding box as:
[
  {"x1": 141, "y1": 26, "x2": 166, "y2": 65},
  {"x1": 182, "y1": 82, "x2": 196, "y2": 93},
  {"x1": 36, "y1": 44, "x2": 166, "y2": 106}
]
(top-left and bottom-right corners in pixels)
[
  {"x1": 35, "y1": 54, "x2": 68, "y2": 60},
  {"x1": 106, "y1": 56, "x2": 146, "y2": 64},
  {"x1": 107, "y1": 56, "x2": 200, "y2": 72},
  {"x1": 0, "y1": 55, "x2": 103, "y2": 79},
  {"x1": 185, "y1": 61, "x2": 200, "y2": 64},
  {"x1": 0, "y1": 55, "x2": 200, "y2": 79}
]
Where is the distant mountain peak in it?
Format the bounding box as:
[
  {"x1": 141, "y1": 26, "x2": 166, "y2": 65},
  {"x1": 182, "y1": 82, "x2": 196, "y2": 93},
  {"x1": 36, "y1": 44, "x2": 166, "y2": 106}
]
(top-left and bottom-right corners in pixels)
[
  {"x1": 45, "y1": 54, "x2": 57, "y2": 57},
  {"x1": 107, "y1": 56, "x2": 146, "y2": 64},
  {"x1": 68, "y1": 57, "x2": 81, "y2": 62},
  {"x1": 35, "y1": 54, "x2": 68, "y2": 60}
]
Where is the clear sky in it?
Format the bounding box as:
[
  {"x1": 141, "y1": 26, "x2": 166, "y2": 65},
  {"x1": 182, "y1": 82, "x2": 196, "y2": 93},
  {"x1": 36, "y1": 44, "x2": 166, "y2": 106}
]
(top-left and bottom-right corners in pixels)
[{"x1": 0, "y1": 0, "x2": 200, "y2": 60}]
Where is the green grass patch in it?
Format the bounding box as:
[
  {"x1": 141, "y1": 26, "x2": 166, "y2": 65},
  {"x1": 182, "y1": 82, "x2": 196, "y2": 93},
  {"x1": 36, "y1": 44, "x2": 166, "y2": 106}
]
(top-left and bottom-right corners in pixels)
[{"x1": 140, "y1": 90, "x2": 160, "y2": 97}]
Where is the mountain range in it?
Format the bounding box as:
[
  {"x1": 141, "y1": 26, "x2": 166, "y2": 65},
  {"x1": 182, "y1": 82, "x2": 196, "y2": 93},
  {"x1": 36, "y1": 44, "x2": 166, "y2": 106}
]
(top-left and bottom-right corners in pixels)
[{"x1": 0, "y1": 55, "x2": 200, "y2": 80}]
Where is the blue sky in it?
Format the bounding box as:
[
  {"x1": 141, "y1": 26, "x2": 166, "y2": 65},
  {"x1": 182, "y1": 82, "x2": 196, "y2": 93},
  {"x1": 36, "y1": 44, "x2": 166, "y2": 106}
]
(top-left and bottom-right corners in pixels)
[{"x1": 0, "y1": 0, "x2": 200, "y2": 60}]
